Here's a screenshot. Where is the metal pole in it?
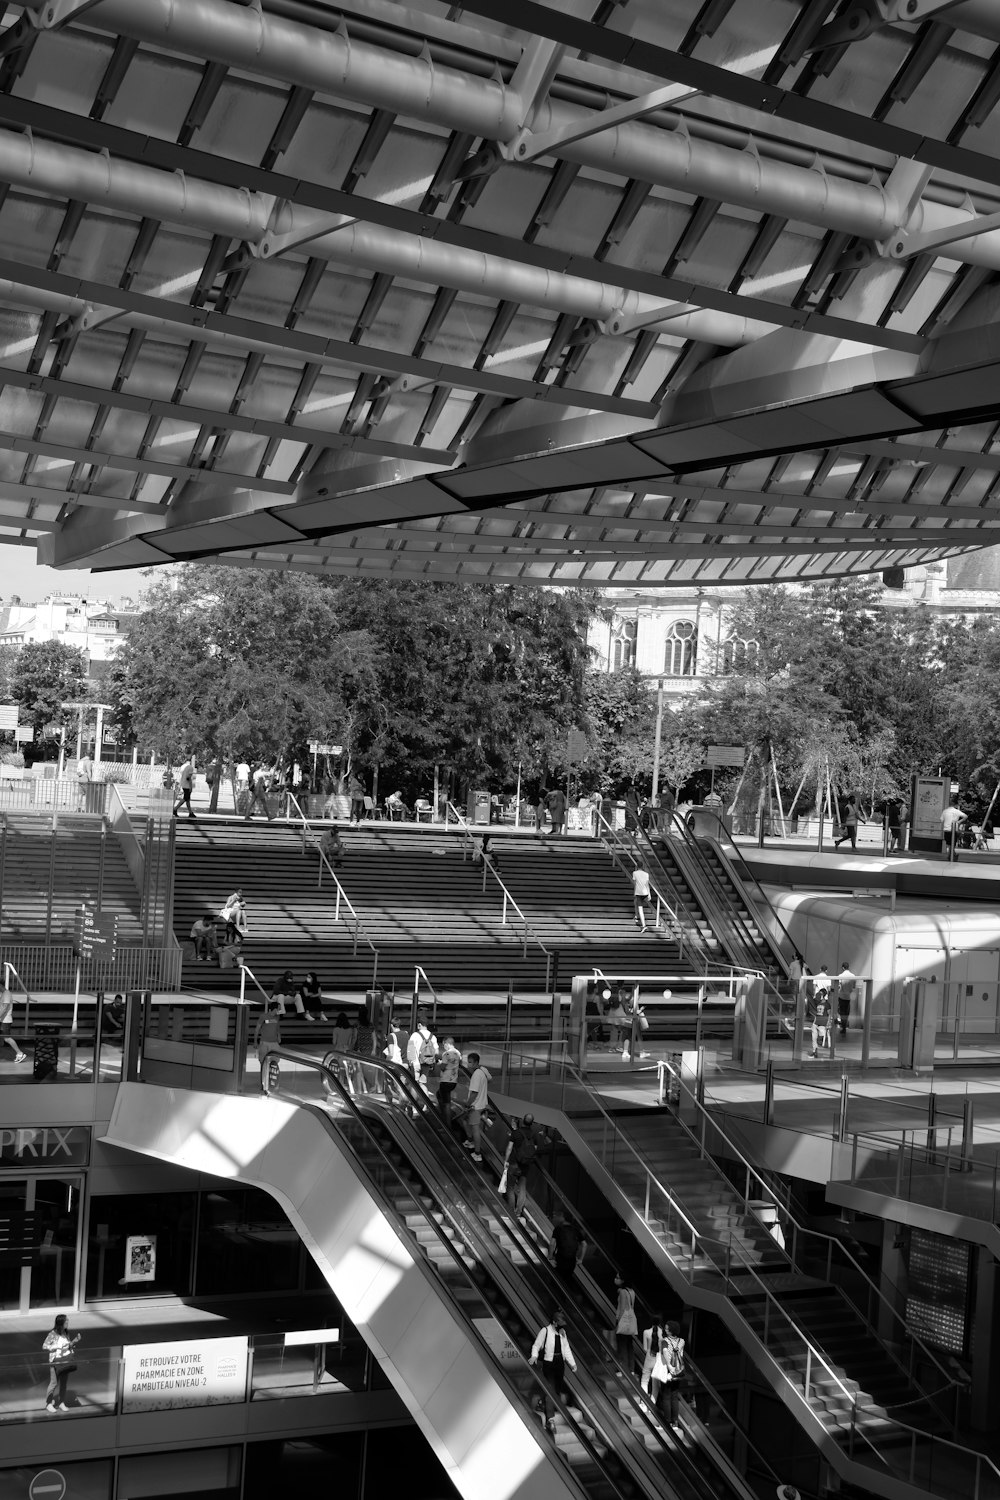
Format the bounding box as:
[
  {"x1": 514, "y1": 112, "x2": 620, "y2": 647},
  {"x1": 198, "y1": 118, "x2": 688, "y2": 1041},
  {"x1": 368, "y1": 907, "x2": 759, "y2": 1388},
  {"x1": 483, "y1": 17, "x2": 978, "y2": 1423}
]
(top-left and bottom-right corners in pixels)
[{"x1": 651, "y1": 679, "x2": 664, "y2": 801}]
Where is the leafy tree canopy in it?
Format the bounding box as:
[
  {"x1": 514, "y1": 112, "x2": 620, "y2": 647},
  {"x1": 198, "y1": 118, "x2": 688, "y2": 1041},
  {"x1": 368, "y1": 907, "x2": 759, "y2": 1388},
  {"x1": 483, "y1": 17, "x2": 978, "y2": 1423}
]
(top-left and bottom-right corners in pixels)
[{"x1": 12, "y1": 640, "x2": 90, "y2": 740}]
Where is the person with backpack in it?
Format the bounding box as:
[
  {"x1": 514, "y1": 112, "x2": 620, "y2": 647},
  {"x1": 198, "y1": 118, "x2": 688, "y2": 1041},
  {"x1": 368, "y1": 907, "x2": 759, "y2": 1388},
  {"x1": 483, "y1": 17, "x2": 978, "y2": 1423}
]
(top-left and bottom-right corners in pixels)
[
  {"x1": 504, "y1": 1112, "x2": 547, "y2": 1215},
  {"x1": 549, "y1": 1208, "x2": 587, "y2": 1289},
  {"x1": 436, "y1": 1034, "x2": 462, "y2": 1124},
  {"x1": 406, "y1": 1009, "x2": 439, "y2": 1085},
  {"x1": 809, "y1": 968, "x2": 832, "y2": 1058},
  {"x1": 645, "y1": 1317, "x2": 685, "y2": 1430}
]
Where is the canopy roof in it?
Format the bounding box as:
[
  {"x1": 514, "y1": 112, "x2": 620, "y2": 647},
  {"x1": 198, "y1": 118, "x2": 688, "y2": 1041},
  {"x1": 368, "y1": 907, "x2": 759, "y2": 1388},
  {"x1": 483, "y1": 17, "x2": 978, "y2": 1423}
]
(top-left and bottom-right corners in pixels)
[{"x1": 4, "y1": 0, "x2": 1000, "y2": 586}]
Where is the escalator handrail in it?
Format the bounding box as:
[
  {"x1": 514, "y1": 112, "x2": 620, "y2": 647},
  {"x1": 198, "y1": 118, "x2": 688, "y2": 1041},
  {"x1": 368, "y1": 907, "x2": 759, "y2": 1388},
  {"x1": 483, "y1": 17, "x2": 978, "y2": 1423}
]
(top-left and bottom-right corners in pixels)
[
  {"x1": 356, "y1": 1077, "x2": 723, "y2": 1500},
  {"x1": 651, "y1": 815, "x2": 780, "y2": 987},
  {"x1": 268, "y1": 1047, "x2": 637, "y2": 1500},
  {"x1": 322, "y1": 1047, "x2": 728, "y2": 1500},
  {"x1": 674, "y1": 807, "x2": 798, "y2": 969}
]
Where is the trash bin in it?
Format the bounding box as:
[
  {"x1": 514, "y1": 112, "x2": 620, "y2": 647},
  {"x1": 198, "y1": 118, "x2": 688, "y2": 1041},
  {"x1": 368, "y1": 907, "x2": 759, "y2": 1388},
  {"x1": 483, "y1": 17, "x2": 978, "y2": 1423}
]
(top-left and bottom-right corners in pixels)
[
  {"x1": 33, "y1": 1023, "x2": 60, "y2": 1081},
  {"x1": 468, "y1": 789, "x2": 490, "y2": 825}
]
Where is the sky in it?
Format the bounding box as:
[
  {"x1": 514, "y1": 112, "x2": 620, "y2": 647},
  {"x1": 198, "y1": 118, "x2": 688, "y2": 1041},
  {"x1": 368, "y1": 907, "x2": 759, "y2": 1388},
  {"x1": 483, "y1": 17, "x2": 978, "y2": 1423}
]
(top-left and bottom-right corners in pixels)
[{"x1": 0, "y1": 552, "x2": 156, "y2": 603}]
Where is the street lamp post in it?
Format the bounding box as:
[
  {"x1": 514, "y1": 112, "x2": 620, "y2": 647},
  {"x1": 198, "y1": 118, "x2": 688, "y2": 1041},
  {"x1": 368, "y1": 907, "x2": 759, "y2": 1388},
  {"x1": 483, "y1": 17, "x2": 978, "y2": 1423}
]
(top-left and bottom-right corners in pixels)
[{"x1": 651, "y1": 677, "x2": 665, "y2": 801}]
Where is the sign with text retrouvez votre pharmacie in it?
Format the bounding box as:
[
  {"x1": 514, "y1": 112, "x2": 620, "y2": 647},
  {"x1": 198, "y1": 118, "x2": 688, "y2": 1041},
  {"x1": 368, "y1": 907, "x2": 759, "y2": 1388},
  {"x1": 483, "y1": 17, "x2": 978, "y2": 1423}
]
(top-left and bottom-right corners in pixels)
[{"x1": 121, "y1": 1337, "x2": 249, "y2": 1413}]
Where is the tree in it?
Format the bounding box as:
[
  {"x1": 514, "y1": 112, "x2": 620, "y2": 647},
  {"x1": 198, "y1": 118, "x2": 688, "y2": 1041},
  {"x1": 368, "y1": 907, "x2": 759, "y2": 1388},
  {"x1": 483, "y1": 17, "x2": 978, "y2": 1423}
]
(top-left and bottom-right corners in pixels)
[
  {"x1": 11, "y1": 640, "x2": 90, "y2": 748},
  {"x1": 110, "y1": 567, "x2": 379, "y2": 771},
  {"x1": 326, "y1": 580, "x2": 595, "y2": 790},
  {"x1": 582, "y1": 667, "x2": 656, "y2": 789}
]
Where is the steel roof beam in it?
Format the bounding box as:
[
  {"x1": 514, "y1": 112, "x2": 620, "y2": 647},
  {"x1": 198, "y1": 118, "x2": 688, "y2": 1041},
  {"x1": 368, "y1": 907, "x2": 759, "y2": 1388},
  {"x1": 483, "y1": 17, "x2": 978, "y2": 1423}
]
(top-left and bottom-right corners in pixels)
[
  {"x1": 0, "y1": 257, "x2": 652, "y2": 421},
  {"x1": 0, "y1": 357, "x2": 453, "y2": 472},
  {"x1": 30, "y1": 0, "x2": 1000, "y2": 282},
  {"x1": 508, "y1": 79, "x2": 700, "y2": 162},
  {"x1": 0, "y1": 94, "x2": 926, "y2": 355}
]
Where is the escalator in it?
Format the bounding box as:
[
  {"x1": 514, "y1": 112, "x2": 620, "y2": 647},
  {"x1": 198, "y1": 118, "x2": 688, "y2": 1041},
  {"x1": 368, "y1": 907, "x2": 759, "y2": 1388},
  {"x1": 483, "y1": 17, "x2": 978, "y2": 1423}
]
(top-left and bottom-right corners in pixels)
[{"x1": 103, "y1": 1058, "x2": 761, "y2": 1500}]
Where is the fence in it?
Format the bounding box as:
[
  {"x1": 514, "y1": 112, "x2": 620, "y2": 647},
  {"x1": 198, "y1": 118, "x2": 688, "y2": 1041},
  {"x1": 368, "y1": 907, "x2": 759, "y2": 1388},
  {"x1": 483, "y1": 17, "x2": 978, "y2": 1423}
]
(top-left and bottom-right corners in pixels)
[{"x1": 2, "y1": 944, "x2": 182, "y2": 997}]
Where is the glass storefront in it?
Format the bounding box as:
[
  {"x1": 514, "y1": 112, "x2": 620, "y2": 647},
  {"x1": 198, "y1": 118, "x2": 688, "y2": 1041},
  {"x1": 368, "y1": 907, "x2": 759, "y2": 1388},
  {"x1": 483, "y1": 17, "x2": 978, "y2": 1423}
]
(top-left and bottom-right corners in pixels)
[
  {"x1": 85, "y1": 1192, "x2": 196, "y2": 1302},
  {"x1": 0, "y1": 1174, "x2": 82, "y2": 1313}
]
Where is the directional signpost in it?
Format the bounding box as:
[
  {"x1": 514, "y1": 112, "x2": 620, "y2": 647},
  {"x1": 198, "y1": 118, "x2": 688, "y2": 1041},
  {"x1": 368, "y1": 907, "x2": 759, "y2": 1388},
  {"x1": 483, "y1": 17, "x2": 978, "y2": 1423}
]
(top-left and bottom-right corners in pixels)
[{"x1": 705, "y1": 744, "x2": 745, "y2": 796}]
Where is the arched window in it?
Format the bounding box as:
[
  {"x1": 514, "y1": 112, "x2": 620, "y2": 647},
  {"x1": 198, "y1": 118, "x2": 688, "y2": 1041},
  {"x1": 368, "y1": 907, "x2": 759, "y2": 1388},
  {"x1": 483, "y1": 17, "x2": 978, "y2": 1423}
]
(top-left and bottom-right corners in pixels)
[
  {"x1": 720, "y1": 636, "x2": 759, "y2": 674},
  {"x1": 665, "y1": 620, "x2": 696, "y2": 677},
  {"x1": 610, "y1": 618, "x2": 637, "y2": 671}
]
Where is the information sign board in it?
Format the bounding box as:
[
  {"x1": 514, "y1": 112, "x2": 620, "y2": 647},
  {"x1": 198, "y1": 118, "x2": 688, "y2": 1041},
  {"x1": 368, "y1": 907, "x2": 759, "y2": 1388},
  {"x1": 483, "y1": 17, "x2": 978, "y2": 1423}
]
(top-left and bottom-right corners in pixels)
[
  {"x1": 706, "y1": 745, "x2": 745, "y2": 768},
  {"x1": 308, "y1": 740, "x2": 342, "y2": 756},
  {"x1": 0, "y1": 705, "x2": 17, "y2": 730},
  {"x1": 121, "y1": 1335, "x2": 249, "y2": 1413},
  {"x1": 14, "y1": 725, "x2": 33, "y2": 742},
  {"x1": 909, "y1": 775, "x2": 948, "y2": 853}
]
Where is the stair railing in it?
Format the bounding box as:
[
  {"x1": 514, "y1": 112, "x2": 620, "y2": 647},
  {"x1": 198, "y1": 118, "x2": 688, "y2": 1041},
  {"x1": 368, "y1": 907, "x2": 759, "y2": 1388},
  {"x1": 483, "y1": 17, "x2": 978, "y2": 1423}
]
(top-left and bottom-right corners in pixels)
[
  {"x1": 237, "y1": 961, "x2": 273, "y2": 1007},
  {"x1": 412, "y1": 964, "x2": 441, "y2": 1029},
  {"x1": 654, "y1": 1055, "x2": 964, "y2": 1419},
  {"x1": 445, "y1": 801, "x2": 554, "y2": 987},
  {"x1": 507, "y1": 1048, "x2": 997, "y2": 1497},
  {"x1": 593, "y1": 808, "x2": 701, "y2": 965},
  {"x1": 286, "y1": 791, "x2": 379, "y2": 963}
]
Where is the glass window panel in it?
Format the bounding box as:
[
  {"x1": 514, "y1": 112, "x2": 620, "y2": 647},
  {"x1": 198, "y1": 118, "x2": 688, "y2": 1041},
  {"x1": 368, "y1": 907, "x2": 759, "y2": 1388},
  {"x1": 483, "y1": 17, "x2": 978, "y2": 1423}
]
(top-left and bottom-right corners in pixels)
[
  {"x1": 118, "y1": 1445, "x2": 241, "y2": 1498},
  {"x1": 0, "y1": 1179, "x2": 27, "y2": 1310},
  {"x1": 0, "y1": 1457, "x2": 112, "y2": 1500},
  {"x1": 30, "y1": 1176, "x2": 80, "y2": 1309},
  {"x1": 195, "y1": 1189, "x2": 299, "y2": 1297},
  {"x1": 85, "y1": 1193, "x2": 194, "y2": 1301},
  {"x1": 243, "y1": 1436, "x2": 362, "y2": 1500}
]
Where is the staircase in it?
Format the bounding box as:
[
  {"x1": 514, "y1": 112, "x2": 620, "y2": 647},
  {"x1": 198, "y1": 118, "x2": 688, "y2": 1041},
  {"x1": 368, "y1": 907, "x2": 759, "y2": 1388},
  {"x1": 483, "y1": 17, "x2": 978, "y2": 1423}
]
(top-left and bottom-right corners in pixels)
[
  {"x1": 560, "y1": 1104, "x2": 963, "y2": 1489},
  {"x1": 172, "y1": 823, "x2": 673, "y2": 995},
  {"x1": 0, "y1": 813, "x2": 144, "y2": 942}
]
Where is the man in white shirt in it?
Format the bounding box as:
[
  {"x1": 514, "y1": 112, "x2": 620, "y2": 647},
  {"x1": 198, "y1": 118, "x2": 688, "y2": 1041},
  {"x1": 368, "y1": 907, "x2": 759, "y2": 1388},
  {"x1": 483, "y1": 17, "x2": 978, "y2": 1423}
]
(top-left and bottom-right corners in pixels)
[
  {"x1": 76, "y1": 753, "x2": 93, "y2": 811},
  {"x1": 461, "y1": 1050, "x2": 491, "y2": 1162},
  {"x1": 406, "y1": 1010, "x2": 439, "y2": 1084},
  {"x1": 529, "y1": 1309, "x2": 577, "y2": 1434},
  {"x1": 835, "y1": 962, "x2": 858, "y2": 1036},
  {"x1": 941, "y1": 801, "x2": 966, "y2": 861},
  {"x1": 631, "y1": 861, "x2": 652, "y2": 931},
  {"x1": 173, "y1": 755, "x2": 197, "y2": 820}
]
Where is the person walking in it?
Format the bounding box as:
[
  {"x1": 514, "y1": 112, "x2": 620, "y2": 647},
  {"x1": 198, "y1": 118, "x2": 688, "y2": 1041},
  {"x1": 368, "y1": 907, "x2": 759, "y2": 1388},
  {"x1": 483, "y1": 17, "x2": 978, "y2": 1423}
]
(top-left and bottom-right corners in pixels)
[
  {"x1": 613, "y1": 1272, "x2": 639, "y2": 1370},
  {"x1": 809, "y1": 969, "x2": 832, "y2": 1058},
  {"x1": 353, "y1": 1006, "x2": 377, "y2": 1093},
  {"x1": 0, "y1": 984, "x2": 26, "y2": 1065},
  {"x1": 75, "y1": 752, "x2": 93, "y2": 812},
  {"x1": 941, "y1": 799, "x2": 967, "y2": 861},
  {"x1": 534, "y1": 787, "x2": 548, "y2": 835},
  {"x1": 631, "y1": 861, "x2": 652, "y2": 931},
  {"x1": 835, "y1": 962, "x2": 857, "y2": 1036},
  {"x1": 172, "y1": 755, "x2": 197, "y2": 820},
  {"x1": 348, "y1": 772, "x2": 365, "y2": 824},
  {"x1": 244, "y1": 765, "x2": 274, "y2": 822},
  {"x1": 529, "y1": 1309, "x2": 577, "y2": 1434},
  {"x1": 43, "y1": 1314, "x2": 81, "y2": 1413},
  {"x1": 460, "y1": 1051, "x2": 492, "y2": 1162},
  {"x1": 436, "y1": 1034, "x2": 462, "y2": 1124},
  {"x1": 834, "y1": 795, "x2": 861, "y2": 850},
  {"x1": 254, "y1": 1005, "x2": 281, "y2": 1095},
  {"x1": 545, "y1": 787, "x2": 567, "y2": 837},
  {"x1": 406, "y1": 1009, "x2": 439, "y2": 1085},
  {"x1": 549, "y1": 1208, "x2": 587, "y2": 1289}
]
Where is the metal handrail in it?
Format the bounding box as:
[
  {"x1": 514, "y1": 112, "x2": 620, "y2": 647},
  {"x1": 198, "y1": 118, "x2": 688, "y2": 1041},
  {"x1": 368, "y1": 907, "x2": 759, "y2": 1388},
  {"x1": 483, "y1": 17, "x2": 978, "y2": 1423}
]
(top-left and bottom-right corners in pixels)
[
  {"x1": 544, "y1": 1054, "x2": 996, "y2": 1490},
  {"x1": 413, "y1": 964, "x2": 441, "y2": 1028},
  {"x1": 3, "y1": 957, "x2": 34, "y2": 1030},
  {"x1": 237, "y1": 961, "x2": 272, "y2": 1007},
  {"x1": 445, "y1": 801, "x2": 554, "y2": 984},
  {"x1": 656, "y1": 1055, "x2": 965, "y2": 1407},
  {"x1": 286, "y1": 791, "x2": 379, "y2": 960}
]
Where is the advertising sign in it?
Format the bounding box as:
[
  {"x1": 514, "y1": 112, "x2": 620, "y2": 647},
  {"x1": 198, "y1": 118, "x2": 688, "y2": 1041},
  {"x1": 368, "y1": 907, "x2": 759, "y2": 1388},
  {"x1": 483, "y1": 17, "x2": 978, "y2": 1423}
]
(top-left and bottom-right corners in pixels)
[
  {"x1": 121, "y1": 1335, "x2": 249, "y2": 1413},
  {"x1": 124, "y1": 1234, "x2": 156, "y2": 1283},
  {"x1": 909, "y1": 775, "x2": 948, "y2": 853}
]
